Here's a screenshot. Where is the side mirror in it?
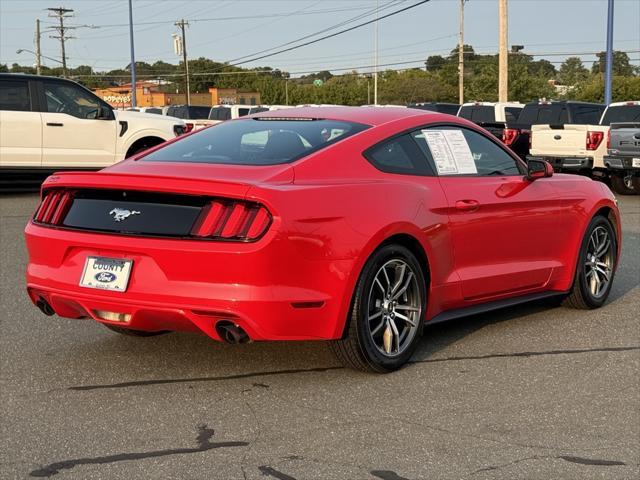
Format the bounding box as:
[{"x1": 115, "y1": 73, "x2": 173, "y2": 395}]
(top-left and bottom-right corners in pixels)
[
  {"x1": 97, "y1": 105, "x2": 114, "y2": 120},
  {"x1": 526, "y1": 159, "x2": 553, "y2": 181}
]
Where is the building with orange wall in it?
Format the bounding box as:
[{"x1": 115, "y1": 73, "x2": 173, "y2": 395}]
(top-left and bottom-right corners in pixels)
[{"x1": 94, "y1": 82, "x2": 261, "y2": 109}]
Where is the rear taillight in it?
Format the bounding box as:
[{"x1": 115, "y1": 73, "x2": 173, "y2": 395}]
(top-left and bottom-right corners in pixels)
[
  {"x1": 33, "y1": 189, "x2": 74, "y2": 225},
  {"x1": 502, "y1": 128, "x2": 519, "y2": 146},
  {"x1": 586, "y1": 131, "x2": 604, "y2": 151},
  {"x1": 606, "y1": 129, "x2": 611, "y2": 149},
  {"x1": 184, "y1": 123, "x2": 195, "y2": 133},
  {"x1": 191, "y1": 199, "x2": 271, "y2": 241}
]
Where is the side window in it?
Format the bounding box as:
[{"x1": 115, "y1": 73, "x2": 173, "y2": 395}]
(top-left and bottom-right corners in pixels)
[
  {"x1": 0, "y1": 80, "x2": 31, "y2": 111},
  {"x1": 416, "y1": 126, "x2": 521, "y2": 176},
  {"x1": 365, "y1": 134, "x2": 432, "y2": 176},
  {"x1": 43, "y1": 81, "x2": 103, "y2": 119},
  {"x1": 505, "y1": 107, "x2": 521, "y2": 123},
  {"x1": 238, "y1": 108, "x2": 251, "y2": 117}
]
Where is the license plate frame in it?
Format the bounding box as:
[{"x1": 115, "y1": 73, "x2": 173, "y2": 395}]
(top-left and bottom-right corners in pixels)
[{"x1": 79, "y1": 256, "x2": 133, "y2": 292}]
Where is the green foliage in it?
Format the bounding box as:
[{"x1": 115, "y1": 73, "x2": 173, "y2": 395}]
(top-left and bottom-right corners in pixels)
[{"x1": 5, "y1": 46, "x2": 637, "y2": 105}]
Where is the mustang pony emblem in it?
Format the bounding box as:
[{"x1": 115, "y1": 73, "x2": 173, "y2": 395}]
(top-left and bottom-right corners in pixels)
[{"x1": 109, "y1": 208, "x2": 141, "y2": 222}]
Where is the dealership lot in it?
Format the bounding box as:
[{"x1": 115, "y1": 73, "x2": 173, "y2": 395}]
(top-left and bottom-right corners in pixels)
[{"x1": 1, "y1": 193, "x2": 638, "y2": 479}]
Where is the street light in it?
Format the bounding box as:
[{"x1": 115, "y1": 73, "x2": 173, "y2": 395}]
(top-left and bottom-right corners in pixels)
[{"x1": 16, "y1": 48, "x2": 63, "y2": 65}]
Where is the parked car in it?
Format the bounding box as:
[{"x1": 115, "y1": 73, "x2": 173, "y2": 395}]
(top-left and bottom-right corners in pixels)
[
  {"x1": 0, "y1": 73, "x2": 186, "y2": 186},
  {"x1": 602, "y1": 102, "x2": 640, "y2": 194},
  {"x1": 502, "y1": 100, "x2": 606, "y2": 159},
  {"x1": 208, "y1": 105, "x2": 269, "y2": 124},
  {"x1": 25, "y1": 107, "x2": 620, "y2": 372},
  {"x1": 457, "y1": 101, "x2": 524, "y2": 140},
  {"x1": 528, "y1": 101, "x2": 637, "y2": 193},
  {"x1": 409, "y1": 102, "x2": 460, "y2": 115},
  {"x1": 164, "y1": 104, "x2": 216, "y2": 131}
]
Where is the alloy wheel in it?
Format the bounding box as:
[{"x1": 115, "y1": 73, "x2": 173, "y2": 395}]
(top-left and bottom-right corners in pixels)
[
  {"x1": 367, "y1": 259, "x2": 421, "y2": 357},
  {"x1": 584, "y1": 226, "x2": 614, "y2": 298}
]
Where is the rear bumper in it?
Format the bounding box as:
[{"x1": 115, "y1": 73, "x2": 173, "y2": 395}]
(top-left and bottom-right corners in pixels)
[
  {"x1": 527, "y1": 155, "x2": 593, "y2": 171},
  {"x1": 603, "y1": 155, "x2": 640, "y2": 175},
  {"x1": 25, "y1": 222, "x2": 356, "y2": 341}
]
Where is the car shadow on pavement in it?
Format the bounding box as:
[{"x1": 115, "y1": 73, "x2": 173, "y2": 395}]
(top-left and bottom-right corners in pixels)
[{"x1": 59, "y1": 227, "x2": 638, "y2": 390}]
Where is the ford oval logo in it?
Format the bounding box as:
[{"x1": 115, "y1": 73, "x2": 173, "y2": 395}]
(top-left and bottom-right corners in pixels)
[{"x1": 95, "y1": 272, "x2": 117, "y2": 283}]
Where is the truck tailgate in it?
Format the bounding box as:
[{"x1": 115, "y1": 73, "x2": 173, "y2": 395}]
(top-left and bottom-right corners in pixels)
[
  {"x1": 530, "y1": 124, "x2": 594, "y2": 156},
  {"x1": 609, "y1": 122, "x2": 640, "y2": 157}
]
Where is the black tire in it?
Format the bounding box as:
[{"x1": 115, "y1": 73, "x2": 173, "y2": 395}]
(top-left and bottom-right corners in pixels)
[
  {"x1": 632, "y1": 177, "x2": 640, "y2": 192},
  {"x1": 125, "y1": 141, "x2": 161, "y2": 158},
  {"x1": 103, "y1": 324, "x2": 170, "y2": 337},
  {"x1": 610, "y1": 175, "x2": 636, "y2": 195},
  {"x1": 562, "y1": 215, "x2": 617, "y2": 309},
  {"x1": 328, "y1": 244, "x2": 427, "y2": 373}
]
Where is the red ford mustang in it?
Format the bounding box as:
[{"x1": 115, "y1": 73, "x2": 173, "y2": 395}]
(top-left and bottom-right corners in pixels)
[{"x1": 25, "y1": 107, "x2": 621, "y2": 372}]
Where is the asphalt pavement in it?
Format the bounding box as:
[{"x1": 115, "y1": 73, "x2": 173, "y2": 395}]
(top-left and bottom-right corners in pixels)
[{"x1": 1, "y1": 193, "x2": 638, "y2": 480}]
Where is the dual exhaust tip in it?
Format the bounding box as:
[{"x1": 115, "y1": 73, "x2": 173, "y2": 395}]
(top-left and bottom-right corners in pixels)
[
  {"x1": 36, "y1": 297, "x2": 250, "y2": 345},
  {"x1": 215, "y1": 321, "x2": 250, "y2": 344},
  {"x1": 36, "y1": 297, "x2": 55, "y2": 316}
]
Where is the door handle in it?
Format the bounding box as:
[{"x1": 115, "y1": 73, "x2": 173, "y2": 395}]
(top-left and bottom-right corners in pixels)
[
  {"x1": 455, "y1": 199, "x2": 480, "y2": 212},
  {"x1": 46, "y1": 122, "x2": 64, "y2": 127}
]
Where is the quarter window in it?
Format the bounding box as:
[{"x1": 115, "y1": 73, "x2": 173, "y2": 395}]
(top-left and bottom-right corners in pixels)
[
  {"x1": 365, "y1": 134, "x2": 432, "y2": 176},
  {"x1": 0, "y1": 80, "x2": 31, "y2": 111},
  {"x1": 416, "y1": 126, "x2": 522, "y2": 176}
]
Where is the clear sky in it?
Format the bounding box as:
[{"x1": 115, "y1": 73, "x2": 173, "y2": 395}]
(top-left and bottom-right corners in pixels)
[{"x1": 1, "y1": 0, "x2": 639, "y2": 77}]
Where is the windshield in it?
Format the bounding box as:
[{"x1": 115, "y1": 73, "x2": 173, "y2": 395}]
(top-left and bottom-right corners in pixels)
[
  {"x1": 600, "y1": 105, "x2": 640, "y2": 125},
  {"x1": 143, "y1": 118, "x2": 369, "y2": 165}
]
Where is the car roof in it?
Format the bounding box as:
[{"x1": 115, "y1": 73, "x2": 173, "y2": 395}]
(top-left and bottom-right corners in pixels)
[
  {"x1": 0, "y1": 72, "x2": 72, "y2": 82},
  {"x1": 249, "y1": 106, "x2": 445, "y2": 126}
]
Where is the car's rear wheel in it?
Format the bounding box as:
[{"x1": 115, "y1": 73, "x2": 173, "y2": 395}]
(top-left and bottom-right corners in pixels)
[
  {"x1": 563, "y1": 215, "x2": 617, "y2": 309},
  {"x1": 103, "y1": 324, "x2": 170, "y2": 337},
  {"x1": 610, "y1": 174, "x2": 636, "y2": 195},
  {"x1": 329, "y1": 244, "x2": 426, "y2": 373}
]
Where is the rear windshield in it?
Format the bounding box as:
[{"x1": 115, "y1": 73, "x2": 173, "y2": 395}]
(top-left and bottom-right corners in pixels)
[
  {"x1": 209, "y1": 107, "x2": 232, "y2": 121},
  {"x1": 458, "y1": 105, "x2": 495, "y2": 123},
  {"x1": 600, "y1": 105, "x2": 640, "y2": 125},
  {"x1": 516, "y1": 104, "x2": 557, "y2": 126},
  {"x1": 143, "y1": 118, "x2": 369, "y2": 165},
  {"x1": 187, "y1": 106, "x2": 212, "y2": 119}
]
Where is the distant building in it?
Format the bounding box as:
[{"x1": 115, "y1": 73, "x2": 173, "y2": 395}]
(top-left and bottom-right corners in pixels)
[{"x1": 94, "y1": 82, "x2": 261, "y2": 108}]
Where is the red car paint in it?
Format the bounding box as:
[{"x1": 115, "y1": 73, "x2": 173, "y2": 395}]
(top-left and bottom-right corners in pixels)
[{"x1": 24, "y1": 107, "x2": 621, "y2": 342}]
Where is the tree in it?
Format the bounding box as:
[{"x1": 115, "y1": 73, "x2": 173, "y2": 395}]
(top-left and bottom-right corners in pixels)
[
  {"x1": 591, "y1": 51, "x2": 635, "y2": 76},
  {"x1": 425, "y1": 55, "x2": 445, "y2": 72},
  {"x1": 558, "y1": 57, "x2": 589, "y2": 85}
]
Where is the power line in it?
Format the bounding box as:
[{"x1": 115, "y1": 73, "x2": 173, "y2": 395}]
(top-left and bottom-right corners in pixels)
[{"x1": 227, "y1": 0, "x2": 432, "y2": 67}]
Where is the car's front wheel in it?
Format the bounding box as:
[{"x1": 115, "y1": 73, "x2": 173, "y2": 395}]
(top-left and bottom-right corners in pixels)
[
  {"x1": 563, "y1": 214, "x2": 617, "y2": 309},
  {"x1": 329, "y1": 244, "x2": 427, "y2": 372}
]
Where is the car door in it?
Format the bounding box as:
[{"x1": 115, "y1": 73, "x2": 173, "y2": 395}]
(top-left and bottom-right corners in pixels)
[
  {"x1": 414, "y1": 125, "x2": 562, "y2": 300},
  {"x1": 0, "y1": 77, "x2": 42, "y2": 167},
  {"x1": 40, "y1": 79, "x2": 117, "y2": 167}
]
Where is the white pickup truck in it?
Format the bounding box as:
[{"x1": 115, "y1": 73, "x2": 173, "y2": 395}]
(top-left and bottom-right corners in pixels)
[
  {"x1": 0, "y1": 74, "x2": 186, "y2": 180},
  {"x1": 528, "y1": 101, "x2": 639, "y2": 193}
]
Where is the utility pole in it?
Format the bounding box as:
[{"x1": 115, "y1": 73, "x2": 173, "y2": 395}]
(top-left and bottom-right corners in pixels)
[
  {"x1": 175, "y1": 19, "x2": 190, "y2": 105},
  {"x1": 128, "y1": 0, "x2": 137, "y2": 108},
  {"x1": 458, "y1": 0, "x2": 466, "y2": 104},
  {"x1": 604, "y1": 0, "x2": 614, "y2": 105},
  {"x1": 498, "y1": 0, "x2": 508, "y2": 102},
  {"x1": 47, "y1": 7, "x2": 74, "y2": 77},
  {"x1": 373, "y1": 0, "x2": 379, "y2": 105},
  {"x1": 35, "y1": 19, "x2": 42, "y2": 75}
]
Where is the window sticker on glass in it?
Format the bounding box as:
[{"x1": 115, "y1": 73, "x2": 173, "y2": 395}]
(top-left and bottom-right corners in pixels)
[{"x1": 422, "y1": 130, "x2": 477, "y2": 175}]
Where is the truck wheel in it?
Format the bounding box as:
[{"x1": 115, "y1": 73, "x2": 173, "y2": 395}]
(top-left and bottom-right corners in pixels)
[{"x1": 610, "y1": 175, "x2": 636, "y2": 195}]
